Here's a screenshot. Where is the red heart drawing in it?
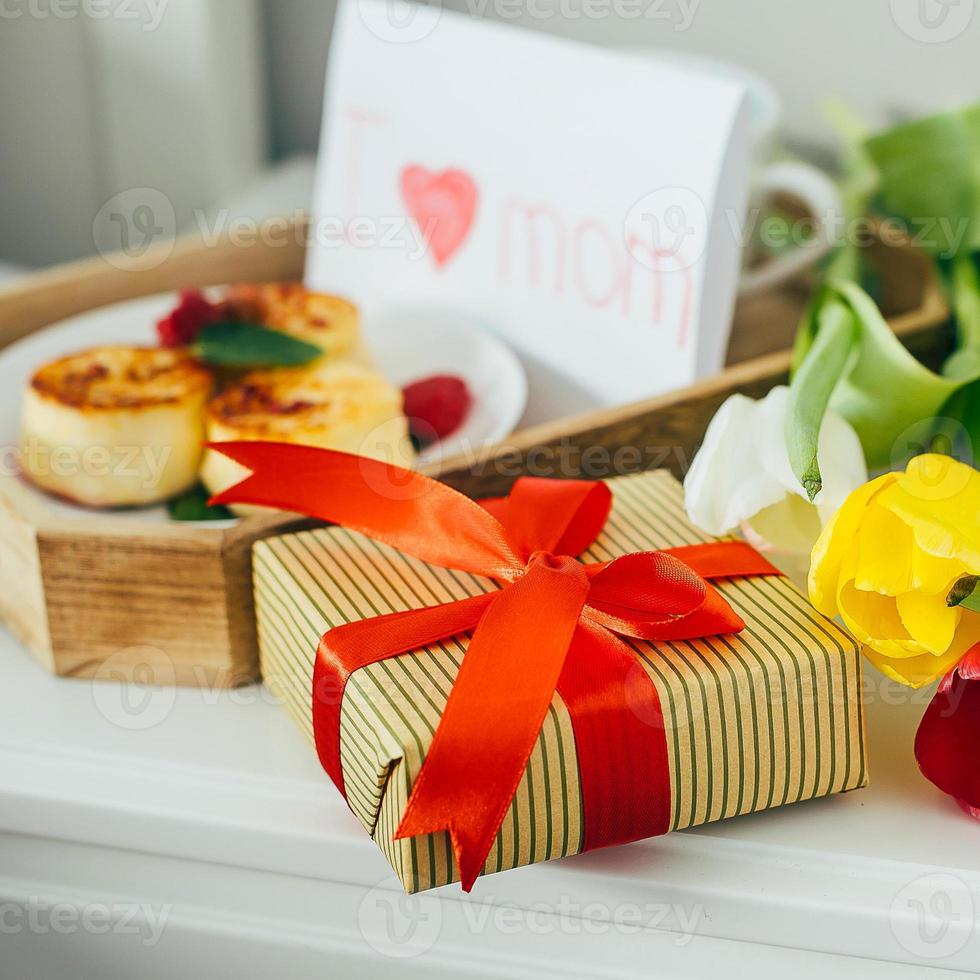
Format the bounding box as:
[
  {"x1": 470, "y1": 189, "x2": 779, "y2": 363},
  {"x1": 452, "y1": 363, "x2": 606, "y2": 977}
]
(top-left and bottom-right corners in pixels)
[{"x1": 400, "y1": 165, "x2": 478, "y2": 267}]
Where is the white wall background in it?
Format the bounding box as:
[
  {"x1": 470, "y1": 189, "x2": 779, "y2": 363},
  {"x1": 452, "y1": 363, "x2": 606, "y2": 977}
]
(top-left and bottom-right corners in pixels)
[
  {"x1": 0, "y1": 0, "x2": 268, "y2": 268},
  {"x1": 1, "y1": 0, "x2": 978, "y2": 268},
  {"x1": 260, "y1": 0, "x2": 980, "y2": 160}
]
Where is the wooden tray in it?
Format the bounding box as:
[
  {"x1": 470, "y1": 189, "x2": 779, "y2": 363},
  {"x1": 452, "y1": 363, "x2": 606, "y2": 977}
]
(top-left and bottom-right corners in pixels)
[{"x1": 0, "y1": 219, "x2": 949, "y2": 686}]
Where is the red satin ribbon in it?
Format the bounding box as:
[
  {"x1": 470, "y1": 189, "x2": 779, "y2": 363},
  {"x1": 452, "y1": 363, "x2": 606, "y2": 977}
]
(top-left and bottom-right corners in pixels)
[{"x1": 211, "y1": 442, "x2": 781, "y2": 890}]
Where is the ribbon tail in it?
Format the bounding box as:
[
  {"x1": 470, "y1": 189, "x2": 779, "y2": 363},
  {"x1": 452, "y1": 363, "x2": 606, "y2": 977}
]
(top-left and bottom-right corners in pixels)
[
  {"x1": 557, "y1": 620, "x2": 672, "y2": 851},
  {"x1": 314, "y1": 594, "x2": 495, "y2": 796},
  {"x1": 208, "y1": 442, "x2": 522, "y2": 578},
  {"x1": 395, "y1": 556, "x2": 590, "y2": 891}
]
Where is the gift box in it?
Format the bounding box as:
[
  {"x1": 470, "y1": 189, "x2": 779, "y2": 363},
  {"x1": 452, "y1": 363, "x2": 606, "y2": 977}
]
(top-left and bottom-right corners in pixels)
[{"x1": 246, "y1": 453, "x2": 868, "y2": 894}]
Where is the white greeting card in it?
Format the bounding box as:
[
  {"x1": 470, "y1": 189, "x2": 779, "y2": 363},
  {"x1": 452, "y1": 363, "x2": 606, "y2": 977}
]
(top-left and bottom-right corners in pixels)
[{"x1": 306, "y1": 0, "x2": 751, "y2": 424}]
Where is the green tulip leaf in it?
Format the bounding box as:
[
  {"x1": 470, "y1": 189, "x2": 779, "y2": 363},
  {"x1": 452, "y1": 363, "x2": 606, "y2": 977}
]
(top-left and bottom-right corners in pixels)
[
  {"x1": 962, "y1": 592, "x2": 980, "y2": 615},
  {"x1": 787, "y1": 280, "x2": 980, "y2": 494},
  {"x1": 825, "y1": 280, "x2": 967, "y2": 468},
  {"x1": 864, "y1": 103, "x2": 980, "y2": 259},
  {"x1": 788, "y1": 102, "x2": 980, "y2": 499},
  {"x1": 948, "y1": 576, "x2": 980, "y2": 614}
]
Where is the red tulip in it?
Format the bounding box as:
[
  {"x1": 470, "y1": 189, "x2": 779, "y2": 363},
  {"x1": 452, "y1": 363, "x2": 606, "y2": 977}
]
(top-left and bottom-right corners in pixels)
[{"x1": 915, "y1": 643, "x2": 980, "y2": 818}]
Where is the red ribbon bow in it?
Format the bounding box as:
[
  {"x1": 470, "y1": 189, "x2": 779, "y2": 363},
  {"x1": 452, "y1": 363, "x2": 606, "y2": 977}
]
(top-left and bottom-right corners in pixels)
[{"x1": 212, "y1": 442, "x2": 781, "y2": 890}]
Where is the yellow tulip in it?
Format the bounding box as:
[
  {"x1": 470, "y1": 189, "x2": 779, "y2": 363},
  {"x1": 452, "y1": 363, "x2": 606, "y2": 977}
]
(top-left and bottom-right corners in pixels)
[{"x1": 809, "y1": 454, "x2": 980, "y2": 688}]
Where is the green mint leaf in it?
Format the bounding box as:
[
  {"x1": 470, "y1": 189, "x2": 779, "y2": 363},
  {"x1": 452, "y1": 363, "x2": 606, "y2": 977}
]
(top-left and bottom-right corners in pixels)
[
  {"x1": 948, "y1": 576, "x2": 980, "y2": 613},
  {"x1": 194, "y1": 322, "x2": 322, "y2": 368},
  {"x1": 168, "y1": 484, "x2": 233, "y2": 522}
]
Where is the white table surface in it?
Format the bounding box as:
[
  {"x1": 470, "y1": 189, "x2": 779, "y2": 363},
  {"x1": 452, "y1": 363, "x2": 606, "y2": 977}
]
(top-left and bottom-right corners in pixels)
[{"x1": 1, "y1": 621, "x2": 978, "y2": 979}]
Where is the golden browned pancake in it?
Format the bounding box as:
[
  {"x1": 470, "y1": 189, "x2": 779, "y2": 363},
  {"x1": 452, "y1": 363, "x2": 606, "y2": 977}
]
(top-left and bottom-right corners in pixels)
[
  {"x1": 22, "y1": 346, "x2": 214, "y2": 507},
  {"x1": 200, "y1": 361, "x2": 414, "y2": 511},
  {"x1": 224, "y1": 283, "x2": 363, "y2": 362}
]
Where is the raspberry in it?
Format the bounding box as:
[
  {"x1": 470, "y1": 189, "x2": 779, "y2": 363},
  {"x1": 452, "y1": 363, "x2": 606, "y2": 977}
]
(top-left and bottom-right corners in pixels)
[
  {"x1": 403, "y1": 375, "x2": 472, "y2": 446},
  {"x1": 157, "y1": 289, "x2": 228, "y2": 348}
]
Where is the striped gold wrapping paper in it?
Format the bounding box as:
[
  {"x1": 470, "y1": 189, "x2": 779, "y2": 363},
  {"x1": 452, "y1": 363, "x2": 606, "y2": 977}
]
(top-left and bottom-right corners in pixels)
[{"x1": 254, "y1": 470, "x2": 868, "y2": 892}]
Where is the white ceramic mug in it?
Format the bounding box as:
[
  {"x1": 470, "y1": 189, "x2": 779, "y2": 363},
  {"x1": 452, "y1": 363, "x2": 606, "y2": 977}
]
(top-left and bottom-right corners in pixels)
[{"x1": 619, "y1": 47, "x2": 841, "y2": 297}]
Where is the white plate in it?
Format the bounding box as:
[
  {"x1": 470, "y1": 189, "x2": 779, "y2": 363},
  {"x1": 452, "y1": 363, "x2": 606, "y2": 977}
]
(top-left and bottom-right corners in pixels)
[
  {"x1": 365, "y1": 305, "x2": 527, "y2": 467},
  {"x1": 0, "y1": 292, "x2": 527, "y2": 522}
]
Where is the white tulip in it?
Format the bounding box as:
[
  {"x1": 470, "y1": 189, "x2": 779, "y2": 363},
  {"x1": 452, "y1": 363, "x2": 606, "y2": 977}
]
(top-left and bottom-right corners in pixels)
[{"x1": 683, "y1": 386, "x2": 867, "y2": 554}]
